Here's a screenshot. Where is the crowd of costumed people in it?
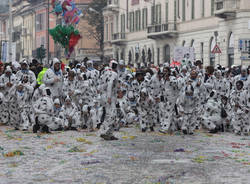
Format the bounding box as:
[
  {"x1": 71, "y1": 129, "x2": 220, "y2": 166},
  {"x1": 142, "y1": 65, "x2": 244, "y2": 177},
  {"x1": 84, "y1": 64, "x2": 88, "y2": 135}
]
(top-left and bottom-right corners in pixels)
[{"x1": 0, "y1": 58, "x2": 249, "y2": 140}]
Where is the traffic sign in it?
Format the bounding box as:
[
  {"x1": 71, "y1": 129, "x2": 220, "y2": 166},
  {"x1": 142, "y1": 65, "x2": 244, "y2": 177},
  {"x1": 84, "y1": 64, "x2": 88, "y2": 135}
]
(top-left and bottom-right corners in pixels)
[{"x1": 212, "y1": 44, "x2": 222, "y2": 54}]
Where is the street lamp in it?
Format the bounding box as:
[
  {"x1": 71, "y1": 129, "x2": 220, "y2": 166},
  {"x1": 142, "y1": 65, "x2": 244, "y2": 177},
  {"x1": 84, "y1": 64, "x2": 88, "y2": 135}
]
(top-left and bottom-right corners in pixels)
[
  {"x1": 47, "y1": 0, "x2": 50, "y2": 65},
  {"x1": 214, "y1": 31, "x2": 218, "y2": 43},
  {"x1": 8, "y1": 0, "x2": 13, "y2": 63},
  {"x1": 89, "y1": 7, "x2": 99, "y2": 14}
]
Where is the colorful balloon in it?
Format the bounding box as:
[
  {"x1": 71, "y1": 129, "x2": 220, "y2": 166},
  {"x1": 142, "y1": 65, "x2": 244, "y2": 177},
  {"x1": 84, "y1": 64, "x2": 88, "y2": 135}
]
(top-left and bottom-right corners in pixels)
[{"x1": 50, "y1": 0, "x2": 82, "y2": 58}]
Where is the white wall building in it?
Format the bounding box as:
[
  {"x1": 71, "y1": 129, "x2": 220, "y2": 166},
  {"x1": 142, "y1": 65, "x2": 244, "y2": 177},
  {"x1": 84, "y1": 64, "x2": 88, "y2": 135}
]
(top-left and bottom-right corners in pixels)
[{"x1": 103, "y1": 0, "x2": 250, "y2": 67}]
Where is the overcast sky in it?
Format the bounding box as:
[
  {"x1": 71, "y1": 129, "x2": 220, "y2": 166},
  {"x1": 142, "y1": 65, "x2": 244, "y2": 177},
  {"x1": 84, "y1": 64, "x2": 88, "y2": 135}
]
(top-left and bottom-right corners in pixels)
[
  {"x1": 0, "y1": 0, "x2": 8, "y2": 13},
  {"x1": 0, "y1": 0, "x2": 8, "y2": 5}
]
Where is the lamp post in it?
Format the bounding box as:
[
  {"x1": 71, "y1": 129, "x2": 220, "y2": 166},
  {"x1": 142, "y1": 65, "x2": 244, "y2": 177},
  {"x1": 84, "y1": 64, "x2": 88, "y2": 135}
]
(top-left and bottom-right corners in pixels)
[
  {"x1": 214, "y1": 31, "x2": 220, "y2": 65},
  {"x1": 47, "y1": 0, "x2": 50, "y2": 65},
  {"x1": 8, "y1": 0, "x2": 13, "y2": 63}
]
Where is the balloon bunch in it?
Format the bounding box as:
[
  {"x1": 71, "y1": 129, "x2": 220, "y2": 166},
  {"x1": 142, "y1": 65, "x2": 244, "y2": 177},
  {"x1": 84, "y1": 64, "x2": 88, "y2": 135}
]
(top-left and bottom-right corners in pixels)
[
  {"x1": 49, "y1": 25, "x2": 81, "y2": 58},
  {"x1": 50, "y1": 0, "x2": 82, "y2": 58},
  {"x1": 51, "y1": 0, "x2": 83, "y2": 26}
]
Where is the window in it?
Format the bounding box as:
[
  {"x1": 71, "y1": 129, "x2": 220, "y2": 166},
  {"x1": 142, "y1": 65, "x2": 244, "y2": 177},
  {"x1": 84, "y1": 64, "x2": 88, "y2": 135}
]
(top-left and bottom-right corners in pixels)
[
  {"x1": 166, "y1": 1, "x2": 169, "y2": 23},
  {"x1": 129, "y1": 12, "x2": 135, "y2": 32},
  {"x1": 151, "y1": 5, "x2": 155, "y2": 25},
  {"x1": 211, "y1": 0, "x2": 215, "y2": 15},
  {"x1": 116, "y1": 15, "x2": 119, "y2": 33},
  {"x1": 155, "y1": 4, "x2": 161, "y2": 24},
  {"x1": 120, "y1": 14, "x2": 125, "y2": 33},
  {"x1": 174, "y1": 0, "x2": 177, "y2": 22},
  {"x1": 142, "y1": 8, "x2": 148, "y2": 29},
  {"x1": 182, "y1": 40, "x2": 186, "y2": 46},
  {"x1": 182, "y1": 0, "x2": 185, "y2": 21},
  {"x1": 41, "y1": 37, "x2": 45, "y2": 46},
  {"x1": 164, "y1": 45, "x2": 170, "y2": 63},
  {"x1": 191, "y1": 39, "x2": 194, "y2": 47},
  {"x1": 105, "y1": 24, "x2": 108, "y2": 41},
  {"x1": 111, "y1": 22, "x2": 113, "y2": 38},
  {"x1": 36, "y1": 13, "x2": 45, "y2": 31},
  {"x1": 191, "y1": 0, "x2": 195, "y2": 20},
  {"x1": 131, "y1": 0, "x2": 139, "y2": 6},
  {"x1": 177, "y1": 0, "x2": 180, "y2": 18},
  {"x1": 201, "y1": 0, "x2": 205, "y2": 17},
  {"x1": 200, "y1": 42, "x2": 204, "y2": 62},
  {"x1": 135, "y1": 10, "x2": 141, "y2": 31}
]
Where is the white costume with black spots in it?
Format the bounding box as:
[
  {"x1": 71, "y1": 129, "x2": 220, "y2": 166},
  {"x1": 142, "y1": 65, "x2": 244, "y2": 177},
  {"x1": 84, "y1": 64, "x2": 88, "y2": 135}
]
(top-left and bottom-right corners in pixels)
[
  {"x1": 43, "y1": 58, "x2": 64, "y2": 99},
  {"x1": 8, "y1": 83, "x2": 33, "y2": 130},
  {"x1": 0, "y1": 92, "x2": 8, "y2": 124},
  {"x1": 230, "y1": 81, "x2": 250, "y2": 135},
  {"x1": 176, "y1": 84, "x2": 200, "y2": 134},
  {"x1": 99, "y1": 61, "x2": 119, "y2": 137},
  {"x1": 159, "y1": 75, "x2": 179, "y2": 132},
  {"x1": 138, "y1": 88, "x2": 156, "y2": 132},
  {"x1": 33, "y1": 88, "x2": 63, "y2": 131}
]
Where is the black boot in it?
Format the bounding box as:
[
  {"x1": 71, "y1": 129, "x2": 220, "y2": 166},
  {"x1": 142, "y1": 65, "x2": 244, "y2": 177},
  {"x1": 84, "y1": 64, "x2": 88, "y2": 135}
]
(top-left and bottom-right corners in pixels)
[
  {"x1": 70, "y1": 127, "x2": 78, "y2": 131},
  {"x1": 82, "y1": 125, "x2": 88, "y2": 129},
  {"x1": 141, "y1": 128, "x2": 147, "y2": 132},
  {"x1": 33, "y1": 123, "x2": 40, "y2": 133},
  {"x1": 209, "y1": 128, "x2": 218, "y2": 134},
  {"x1": 182, "y1": 130, "x2": 188, "y2": 135},
  {"x1": 41, "y1": 125, "x2": 51, "y2": 133},
  {"x1": 221, "y1": 124, "x2": 224, "y2": 132},
  {"x1": 96, "y1": 123, "x2": 102, "y2": 129},
  {"x1": 100, "y1": 134, "x2": 118, "y2": 141},
  {"x1": 150, "y1": 126, "x2": 154, "y2": 132},
  {"x1": 54, "y1": 126, "x2": 63, "y2": 131}
]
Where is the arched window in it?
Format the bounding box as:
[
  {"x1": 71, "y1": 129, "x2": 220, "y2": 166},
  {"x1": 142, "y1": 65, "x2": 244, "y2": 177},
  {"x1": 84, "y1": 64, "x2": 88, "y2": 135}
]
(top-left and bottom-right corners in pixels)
[
  {"x1": 142, "y1": 49, "x2": 146, "y2": 66},
  {"x1": 115, "y1": 50, "x2": 119, "y2": 61},
  {"x1": 182, "y1": 40, "x2": 186, "y2": 46},
  {"x1": 190, "y1": 39, "x2": 194, "y2": 47},
  {"x1": 164, "y1": 44, "x2": 170, "y2": 63},
  {"x1": 120, "y1": 48, "x2": 125, "y2": 60},
  {"x1": 147, "y1": 48, "x2": 152, "y2": 64},
  {"x1": 128, "y1": 51, "x2": 132, "y2": 64}
]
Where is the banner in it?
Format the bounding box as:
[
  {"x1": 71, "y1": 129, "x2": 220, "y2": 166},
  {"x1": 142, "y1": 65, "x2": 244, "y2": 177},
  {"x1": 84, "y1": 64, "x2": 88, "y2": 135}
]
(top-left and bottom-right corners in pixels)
[
  {"x1": 1, "y1": 41, "x2": 16, "y2": 63},
  {"x1": 174, "y1": 47, "x2": 195, "y2": 63}
]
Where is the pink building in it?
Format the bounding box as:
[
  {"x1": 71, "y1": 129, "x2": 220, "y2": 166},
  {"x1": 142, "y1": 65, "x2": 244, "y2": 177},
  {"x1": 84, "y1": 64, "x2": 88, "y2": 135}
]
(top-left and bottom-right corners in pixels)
[{"x1": 34, "y1": 2, "x2": 56, "y2": 59}]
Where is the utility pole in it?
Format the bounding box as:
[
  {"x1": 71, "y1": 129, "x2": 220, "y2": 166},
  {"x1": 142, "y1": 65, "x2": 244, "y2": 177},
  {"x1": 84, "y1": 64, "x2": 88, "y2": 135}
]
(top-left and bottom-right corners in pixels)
[
  {"x1": 47, "y1": 0, "x2": 50, "y2": 65},
  {"x1": 214, "y1": 31, "x2": 218, "y2": 66},
  {"x1": 8, "y1": 0, "x2": 13, "y2": 63}
]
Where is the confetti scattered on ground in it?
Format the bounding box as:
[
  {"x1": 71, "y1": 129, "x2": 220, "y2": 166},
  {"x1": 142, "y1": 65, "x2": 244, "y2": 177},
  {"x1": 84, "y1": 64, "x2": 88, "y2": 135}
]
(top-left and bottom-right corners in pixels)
[{"x1": 0, "y1": 125, "x2": 249, "y2": 184}]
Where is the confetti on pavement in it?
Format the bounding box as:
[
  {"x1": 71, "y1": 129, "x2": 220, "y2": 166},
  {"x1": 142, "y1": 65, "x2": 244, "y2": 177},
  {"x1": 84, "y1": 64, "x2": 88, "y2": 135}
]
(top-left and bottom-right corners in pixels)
[{"x1": 0, "y1": 125, "x2": 249, "y2": 184}]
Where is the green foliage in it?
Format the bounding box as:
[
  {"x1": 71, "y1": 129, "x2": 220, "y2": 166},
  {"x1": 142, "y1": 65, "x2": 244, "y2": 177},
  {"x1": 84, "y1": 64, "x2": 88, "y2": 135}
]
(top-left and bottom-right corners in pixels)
[
  {"x1": 49, "y1": 25, "x2": 80, "y2": 52},
  {"x1": 36, "y1": 45, "x2": 46, "y2": 61},
  {"x1": 84, "y1": 0, "x2": 107, "y2": 53}
]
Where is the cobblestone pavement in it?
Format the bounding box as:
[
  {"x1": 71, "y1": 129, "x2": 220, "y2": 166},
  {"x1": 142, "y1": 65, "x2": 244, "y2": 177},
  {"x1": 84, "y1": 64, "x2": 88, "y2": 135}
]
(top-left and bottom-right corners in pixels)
[{"x1": 0, "y1": 125, "x2": 249, "y2": 184}]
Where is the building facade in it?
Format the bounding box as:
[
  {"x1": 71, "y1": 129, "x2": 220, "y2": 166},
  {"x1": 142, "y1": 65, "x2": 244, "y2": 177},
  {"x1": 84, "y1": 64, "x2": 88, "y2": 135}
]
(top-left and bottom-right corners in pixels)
[
  {"x1": 103, "y1": 0, "x2": 250, "y2": 67},
  {"x1": 0, "y1": 0, "x2": 100, "y2": 63}
]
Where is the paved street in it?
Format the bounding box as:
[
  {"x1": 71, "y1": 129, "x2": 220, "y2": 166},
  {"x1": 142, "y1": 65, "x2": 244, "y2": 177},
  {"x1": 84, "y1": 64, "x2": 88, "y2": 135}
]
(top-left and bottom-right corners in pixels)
[{"x1": 0, "y1": 125, "x2": 249, "y2": 184}]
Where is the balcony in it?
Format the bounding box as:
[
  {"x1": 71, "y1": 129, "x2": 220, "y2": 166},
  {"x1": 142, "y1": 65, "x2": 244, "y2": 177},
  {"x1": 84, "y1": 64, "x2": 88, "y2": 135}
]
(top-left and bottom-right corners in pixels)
[
  {"x1": 103, "y1": 3, "x2": 119, "y2": 14},
  {"x1": 214, "y1": 0, "x2": 238, "y2": 19},
  {"x1": 111, "y1": 32, "x2": 126, "y2": 45},
  {"x1": 147, "y1": 22, "x2": 178, "y2": 39}
]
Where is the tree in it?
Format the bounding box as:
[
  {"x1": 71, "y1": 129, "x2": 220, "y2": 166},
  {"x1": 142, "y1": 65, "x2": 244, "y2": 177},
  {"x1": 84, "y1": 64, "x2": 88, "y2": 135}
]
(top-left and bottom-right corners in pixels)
[{"x1": 84, "y1": 0, "x2": 107, "y2": 60}]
